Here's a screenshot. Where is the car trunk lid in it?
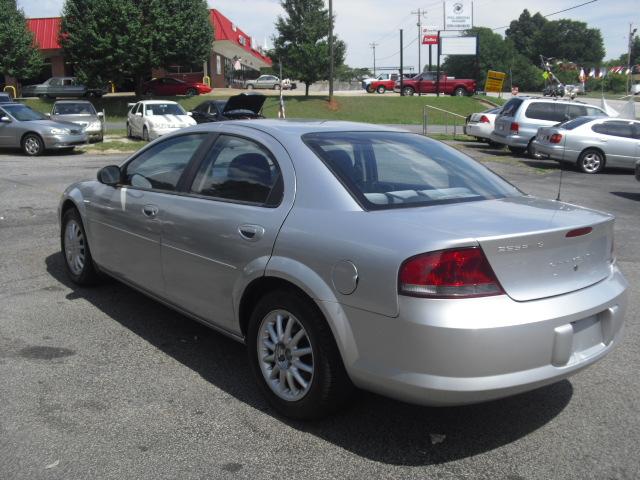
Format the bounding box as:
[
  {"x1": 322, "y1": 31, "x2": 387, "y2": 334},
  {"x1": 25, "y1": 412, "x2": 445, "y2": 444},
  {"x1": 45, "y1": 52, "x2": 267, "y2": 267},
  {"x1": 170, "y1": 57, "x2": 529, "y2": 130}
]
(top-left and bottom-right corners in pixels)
[{"x1": 223, "y1": 93, "x2": 266, "y2": 115}]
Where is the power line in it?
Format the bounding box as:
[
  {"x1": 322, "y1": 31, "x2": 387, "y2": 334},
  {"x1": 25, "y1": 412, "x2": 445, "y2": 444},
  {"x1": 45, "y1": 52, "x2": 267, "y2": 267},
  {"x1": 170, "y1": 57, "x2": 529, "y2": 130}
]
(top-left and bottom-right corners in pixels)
[
  {"x1": 377, "y1": 36, "x2": 419, "y2": 62},
  {"x1": 492, "y1": 0, "x2": 599, "y2": 31}
]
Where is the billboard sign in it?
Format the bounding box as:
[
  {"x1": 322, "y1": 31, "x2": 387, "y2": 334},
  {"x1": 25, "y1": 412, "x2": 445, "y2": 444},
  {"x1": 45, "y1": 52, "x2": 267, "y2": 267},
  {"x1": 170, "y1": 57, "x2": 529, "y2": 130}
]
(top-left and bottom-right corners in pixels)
[
  {"x1": 421, "y1": 26, "x2": 439, "y2": 45},
  {"x1": 444, "y1": 1, "x2": 473, "y2": 31},
  {"x1": 440, "y1": 36, "x2": 477, "y2": 55},
  {"x1": 484, "y1": 70, "x2": 506, "y2": 92}
]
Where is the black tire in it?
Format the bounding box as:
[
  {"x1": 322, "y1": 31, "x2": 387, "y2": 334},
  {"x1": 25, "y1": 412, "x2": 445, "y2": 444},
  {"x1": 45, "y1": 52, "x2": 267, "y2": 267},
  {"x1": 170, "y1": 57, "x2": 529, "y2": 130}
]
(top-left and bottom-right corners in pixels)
[
  {"x1": 186, "y1": 88, "x2": 197, "y2": 97},
  {"x1": 142, "y1": 126, "x2": 149, "y2": 142},
  {"x1": 247, "y1": 289, "x2": 355, "y2": 419},
  {"x1": 61, "y1": 208, "x2": 100, "y2": 285},
  {"x1": 508, "y1": 146, "x2": 527, "y2": 155},
  {"x1": 487, "y1": 140, "x2": 502, "y2": 148},
  {"x1": 21, "y1": 133, "x2": 44, "y2": 156},
  {"x1": 453, "y1": 87, "x2": 466, "y2": 96},
  {"x1": 126, "y1": 123, "x2": 133, "y2": 139},
  {"x1": 402, "y1": 86, "x2": 415, "y2": 96},
  {"x1": 376, "y1": 85, "x2": 386, "y2": 94},
  {"x1": 577, "y1": 148, "x2": 605, "y2": 174},
  {"x1": 366, "y1": 85, "x2": 375, "y2": 93}
]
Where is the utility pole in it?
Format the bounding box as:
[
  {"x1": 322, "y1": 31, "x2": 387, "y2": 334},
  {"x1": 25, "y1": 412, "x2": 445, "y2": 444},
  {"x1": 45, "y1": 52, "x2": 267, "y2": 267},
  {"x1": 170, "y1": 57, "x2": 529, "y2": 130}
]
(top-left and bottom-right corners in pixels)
[
  {"x1": 411, "y1": 8, "x2": 427, "y2": 96},
  {"x1": 627, "y1": 23, "x2": 637, "y2": 95},
  {"x1": 369, "y1": 42, "x2": 379, "y2": 77},
  {"x1": 329, "y1": 0, "x2": 334, "y2": 101},
  {"x1": 399, "y1": 29, "x2": 404, "y2": 96}
]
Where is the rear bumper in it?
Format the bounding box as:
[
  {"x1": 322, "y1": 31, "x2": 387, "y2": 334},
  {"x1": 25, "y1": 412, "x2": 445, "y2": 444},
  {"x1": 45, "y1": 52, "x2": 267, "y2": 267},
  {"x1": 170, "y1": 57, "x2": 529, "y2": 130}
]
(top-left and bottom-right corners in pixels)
[
  {"x1": 338, "y1": 264, "x2": 627, "y2": 406},
  {"x1": 531, "y1": 140, "x2": 580, "y2": 163},
  {"x1": 465, "y1": 123, "x2": 493, "y2": 139},
  {"x1": 490, "y1": 131, "x2": 529, "y2": 148}
]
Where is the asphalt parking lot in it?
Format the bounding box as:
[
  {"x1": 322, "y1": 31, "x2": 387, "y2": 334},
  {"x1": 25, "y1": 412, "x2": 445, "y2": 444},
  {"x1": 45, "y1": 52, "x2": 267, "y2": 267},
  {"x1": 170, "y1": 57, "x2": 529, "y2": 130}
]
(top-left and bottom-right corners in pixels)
[{"x1": 1, "y1": 143, "x2": 638, "y2": 480}]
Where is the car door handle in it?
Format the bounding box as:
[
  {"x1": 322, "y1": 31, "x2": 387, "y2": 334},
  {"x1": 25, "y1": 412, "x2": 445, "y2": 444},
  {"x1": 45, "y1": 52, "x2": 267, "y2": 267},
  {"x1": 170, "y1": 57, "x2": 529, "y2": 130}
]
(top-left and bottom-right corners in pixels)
[
  {"x1": 142, "y1": 204, "x2": 159, "y2": 218},
  {"x1": 238, "y1": 224, "x2": 265, "y2": 242}
]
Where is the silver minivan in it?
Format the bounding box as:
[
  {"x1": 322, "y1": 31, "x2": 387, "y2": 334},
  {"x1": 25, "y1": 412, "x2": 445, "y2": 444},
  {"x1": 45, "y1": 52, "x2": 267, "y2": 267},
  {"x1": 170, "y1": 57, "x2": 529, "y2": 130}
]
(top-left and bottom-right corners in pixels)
[{"x1": 491, "y1": 97, "x2": 608, "y2": 155}]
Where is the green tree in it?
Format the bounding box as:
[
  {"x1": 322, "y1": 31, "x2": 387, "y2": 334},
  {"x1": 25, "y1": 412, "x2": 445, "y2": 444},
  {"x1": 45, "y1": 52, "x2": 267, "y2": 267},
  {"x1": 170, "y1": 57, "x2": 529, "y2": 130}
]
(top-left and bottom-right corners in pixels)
[
  {"x1": 272, "y1": 0, "x2": 346, "y2": 96},
  {"x1": 618, "y1": 35, "x2": 640, "y2": 66},
  {"x1": 535, "y1": 19, "x2": 605, "y2": 65},
  {"x1": 60, "y1": 0, "x2": 212, "y2": 94},
  {"x1": 505, "y1": 9, "x2": 547, "y2": 64},
  {"x1": 0, "y1": 0, "x2": 43, "y2": 83}
]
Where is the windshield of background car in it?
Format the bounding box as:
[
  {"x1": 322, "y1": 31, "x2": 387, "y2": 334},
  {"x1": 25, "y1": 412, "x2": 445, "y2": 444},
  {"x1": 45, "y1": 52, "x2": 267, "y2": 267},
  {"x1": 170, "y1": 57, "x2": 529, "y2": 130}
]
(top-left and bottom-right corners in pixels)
[
  {"x1": 2, "y1": 104, "x2": 46, "y2": 121},
  {"x1": 303, "y1": 132, "x2": 521, "y2": 210},
  {"x1": 145, "y1": 103, "x2": 186, "y2": 116},
  {"x1": 53, "y1": 103, "x2": 97, "y2": 115},
  {"x1": 499, "y1": 98, "x2": 523, "y2": 117}
]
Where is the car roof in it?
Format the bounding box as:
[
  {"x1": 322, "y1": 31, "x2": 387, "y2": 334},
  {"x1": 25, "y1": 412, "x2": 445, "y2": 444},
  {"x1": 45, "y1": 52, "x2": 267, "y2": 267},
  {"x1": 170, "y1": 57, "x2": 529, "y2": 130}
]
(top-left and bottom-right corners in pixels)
[{"x1": 188, "y1": 119, "x2": 407, "y2": 136}]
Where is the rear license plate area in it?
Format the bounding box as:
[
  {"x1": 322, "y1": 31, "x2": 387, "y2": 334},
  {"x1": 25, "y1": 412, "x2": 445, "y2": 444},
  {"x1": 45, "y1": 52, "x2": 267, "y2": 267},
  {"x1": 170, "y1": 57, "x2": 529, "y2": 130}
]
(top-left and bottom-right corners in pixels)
[{"x1": 570, "y1": 315, "x2": 604, "y2": 360}]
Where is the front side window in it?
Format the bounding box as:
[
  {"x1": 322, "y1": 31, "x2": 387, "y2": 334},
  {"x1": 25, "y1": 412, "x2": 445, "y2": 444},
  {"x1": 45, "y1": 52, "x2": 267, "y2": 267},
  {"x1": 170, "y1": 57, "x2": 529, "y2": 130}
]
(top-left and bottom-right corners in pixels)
[
  {"x1": 304, "y1": 132, "x2": 521, "y2": 210},
  {"x1": 123, "y1": 134, "x2": 206, "y2": 191},
  {"x1": 190, "y1": 135, "x2": 282, "y2": 205},
  {"x1": 593, "y1": 121, "x2": 635, "y2": 139}
]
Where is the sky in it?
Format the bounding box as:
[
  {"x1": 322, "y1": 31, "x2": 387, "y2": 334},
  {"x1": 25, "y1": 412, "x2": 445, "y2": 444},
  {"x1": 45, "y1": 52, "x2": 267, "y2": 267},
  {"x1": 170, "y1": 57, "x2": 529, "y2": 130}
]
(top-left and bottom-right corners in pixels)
[{"x1": 17, "y1": 0, "x2": 639, "y2": 72}]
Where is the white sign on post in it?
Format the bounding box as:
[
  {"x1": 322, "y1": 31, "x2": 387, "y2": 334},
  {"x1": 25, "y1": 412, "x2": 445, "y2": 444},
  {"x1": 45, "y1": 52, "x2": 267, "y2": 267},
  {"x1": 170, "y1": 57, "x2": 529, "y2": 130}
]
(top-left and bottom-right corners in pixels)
[{"x1": 444, "y1": 1, "x2": 473, "y2": 31}]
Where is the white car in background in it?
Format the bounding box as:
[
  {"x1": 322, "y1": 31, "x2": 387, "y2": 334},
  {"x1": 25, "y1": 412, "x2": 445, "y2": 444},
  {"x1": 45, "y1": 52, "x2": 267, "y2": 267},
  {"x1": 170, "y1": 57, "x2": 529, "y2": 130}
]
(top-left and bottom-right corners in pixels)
[
  {"x1": 126, "y1": 100, "x2": 196, "y2": 141},
  {"x1": 464, "y1": 106, "x2": 502, "y2": 146}
]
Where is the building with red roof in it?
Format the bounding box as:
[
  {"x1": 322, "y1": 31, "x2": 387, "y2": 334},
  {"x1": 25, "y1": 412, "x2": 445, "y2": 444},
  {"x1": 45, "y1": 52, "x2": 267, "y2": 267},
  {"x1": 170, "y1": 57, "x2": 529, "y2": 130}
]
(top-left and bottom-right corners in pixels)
[{"x1": 19, "y1": 9, "x2": 271, "y2": 90}]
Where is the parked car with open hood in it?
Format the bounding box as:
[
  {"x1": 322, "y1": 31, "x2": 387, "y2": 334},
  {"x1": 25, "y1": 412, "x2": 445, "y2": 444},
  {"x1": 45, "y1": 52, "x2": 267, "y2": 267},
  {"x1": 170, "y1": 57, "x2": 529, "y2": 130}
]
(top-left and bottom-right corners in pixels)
[
  {"x1": 21, "y1": 77, "x2": 106, "y2": 99},
  {"x1": 532, "y1": 117, "x2": 640, "y2": 173},
  {"x1": 143, "y1": 77, "x2": 212, "y2": 97},
  {"x1": 49, "y1": 100, "x2": 104, "y2": 142},
  {"x1": 491, "y1": 97, "x2": 608, "y2": 156},
  {"x1": 0, "y1": 103, "x2": 87, "y2": 156},
  {"x1": 126, "y1": 100, "x2": 196, "y2": 141},
  {"x1": 190, "y1": 93, "x2": 266, "y2": 123},
  {"x1": 58, "y1": 120, "x2": 626, "y2": 419}
]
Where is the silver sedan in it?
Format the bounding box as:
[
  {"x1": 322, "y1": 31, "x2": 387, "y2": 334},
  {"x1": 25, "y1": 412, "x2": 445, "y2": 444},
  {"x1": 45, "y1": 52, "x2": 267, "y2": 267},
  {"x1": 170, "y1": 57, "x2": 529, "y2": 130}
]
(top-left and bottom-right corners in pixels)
[
  {"x1": 532, "y1": 117, "x2": 640, "y2": 173},
  {"x1": 59, "y1": 120, "x2": 627, "y2": 419},
  {"x1": 0, "y1": 103, "x2": 87, "y2": 156}
]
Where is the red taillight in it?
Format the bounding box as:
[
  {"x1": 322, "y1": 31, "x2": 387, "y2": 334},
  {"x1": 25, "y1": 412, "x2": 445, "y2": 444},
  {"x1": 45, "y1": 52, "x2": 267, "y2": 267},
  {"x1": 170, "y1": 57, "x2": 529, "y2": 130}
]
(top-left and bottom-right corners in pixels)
[
  {"x1": 565, "y1": 226, "x2": 592, "y2": 237},
  {"x1": 480, "y1": 115, "x2": 490, "y2": 123},
  {"x1": 398, "y1": 247, "x2": 504, "y2": 298},
  {"x1": 510, "y1": 122, "x2": 519, "y2": 134},
  {"x1": 550, "y1": 133, "x2": 563, "y2": 144}
]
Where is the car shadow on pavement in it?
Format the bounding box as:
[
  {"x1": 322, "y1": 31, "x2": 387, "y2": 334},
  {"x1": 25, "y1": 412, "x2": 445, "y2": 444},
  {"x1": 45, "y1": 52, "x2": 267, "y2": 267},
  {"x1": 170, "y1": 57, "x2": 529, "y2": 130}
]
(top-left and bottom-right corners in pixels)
[
  {"x1": 45, "y1": 252, "x2": 573, "y2": 466},
  {"x1": 611, "y1": 191, "x2": 640, "y2": 202}
]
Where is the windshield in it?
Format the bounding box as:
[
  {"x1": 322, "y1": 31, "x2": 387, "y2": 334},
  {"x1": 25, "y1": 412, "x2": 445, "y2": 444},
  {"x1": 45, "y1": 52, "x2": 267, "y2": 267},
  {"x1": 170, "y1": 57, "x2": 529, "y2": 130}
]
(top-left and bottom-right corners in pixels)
[
  {"x1": 53, "y1": 102, "x2": 97, "y2": 116},
  {"x1": 2, "y1": 104, "x2": 47, "y2": 121},
  {"x1": 145, "y1": 103, "x2": 186, "y2": 116},
  {"x1": 304, "y1": 132, "x2": 521, "y2": 210}
]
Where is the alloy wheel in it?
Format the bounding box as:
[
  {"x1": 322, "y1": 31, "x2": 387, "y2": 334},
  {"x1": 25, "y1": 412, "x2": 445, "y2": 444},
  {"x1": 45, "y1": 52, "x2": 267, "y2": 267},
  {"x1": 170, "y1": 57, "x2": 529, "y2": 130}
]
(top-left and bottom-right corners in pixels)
[
  {"x1": 23, "y1": 136, "x2": 42, "y2": 155},
  {"x1": 257, "y1": 309, "x2": 314, "y2": 401},
  {"x1": 581, "y1": 152, "x2": 603, "y2": 173},
  {"x1": 64, "y1": 219, "x2": 86, "y2": 276}
]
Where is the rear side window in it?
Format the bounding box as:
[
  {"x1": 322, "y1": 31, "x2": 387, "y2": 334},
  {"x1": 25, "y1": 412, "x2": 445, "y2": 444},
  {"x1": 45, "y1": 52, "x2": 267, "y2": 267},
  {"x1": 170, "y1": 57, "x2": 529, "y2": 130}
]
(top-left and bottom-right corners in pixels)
[
  {"x1": 499, "y1": 98, "x2": 523, "y2": 117},
  {"x1": 304, "y1": 132, "x2": 521, "y2": 210},
  {"x1": 525, "y1": 102, "x2": 566, "y2": 122},
  {"x1": 592, "y1": 121, "x2": 635, "y2": 139},
  {"x1": 190, "y1": 135, "x2": 282, "y2": 206}
]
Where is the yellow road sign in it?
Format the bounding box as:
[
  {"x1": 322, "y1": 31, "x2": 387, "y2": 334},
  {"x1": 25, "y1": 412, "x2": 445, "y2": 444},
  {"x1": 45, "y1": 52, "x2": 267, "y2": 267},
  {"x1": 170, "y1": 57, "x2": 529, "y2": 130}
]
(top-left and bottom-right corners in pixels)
[{"x1": 485, "y1": 70, "x2": 506, "y2": 93}]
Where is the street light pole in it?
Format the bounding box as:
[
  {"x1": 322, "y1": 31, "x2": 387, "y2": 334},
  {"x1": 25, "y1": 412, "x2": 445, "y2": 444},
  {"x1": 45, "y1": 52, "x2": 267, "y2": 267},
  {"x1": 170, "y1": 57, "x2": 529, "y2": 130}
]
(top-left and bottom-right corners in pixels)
[
  {"x1": 412, "y1": 8, "x2": 427, "y2": 96},
  {"x1": 627, "y1": 23, "x2": 637, "y2": 95},
  {"x1": 329, "y1": 0, "x2": 334, "y2": 101},
  {"x1": 369, "y1": 42, "x2": 379, "y2": 77}
]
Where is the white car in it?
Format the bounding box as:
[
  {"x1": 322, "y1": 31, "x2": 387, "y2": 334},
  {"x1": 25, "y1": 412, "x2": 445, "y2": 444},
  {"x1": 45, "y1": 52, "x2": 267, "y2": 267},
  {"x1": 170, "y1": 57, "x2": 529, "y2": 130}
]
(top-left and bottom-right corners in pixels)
[
  {"x1": 464, "y1": 107, "x2": 502, "y2": 146},
  {"x1": 126, "y1": 100, "x2": 196, "y2": 141}
]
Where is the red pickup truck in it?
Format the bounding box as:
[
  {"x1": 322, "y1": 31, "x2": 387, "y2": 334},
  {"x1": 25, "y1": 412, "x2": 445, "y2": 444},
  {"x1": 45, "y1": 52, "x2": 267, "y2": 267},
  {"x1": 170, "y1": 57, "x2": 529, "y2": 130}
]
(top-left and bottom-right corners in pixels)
[
  {"x1": 367, "y1": 78, "x2": 397, "y2": 94},
  {"x1": 395, "y1": 71, "x2": 476, "y2": 96}
]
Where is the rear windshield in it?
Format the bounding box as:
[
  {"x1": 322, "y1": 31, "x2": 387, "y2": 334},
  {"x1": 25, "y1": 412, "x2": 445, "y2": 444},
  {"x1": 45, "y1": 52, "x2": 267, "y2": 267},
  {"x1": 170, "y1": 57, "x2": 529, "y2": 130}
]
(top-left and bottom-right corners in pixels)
[
  {"x1": 303, "y1": 132, "x2": 521, "y2": 210},
  {"x1": 556, "y1": 117, "x2": 594, "y2": 130},
  {"x1": 499, "y1": 98, "x2": 523, "y2": 117}
]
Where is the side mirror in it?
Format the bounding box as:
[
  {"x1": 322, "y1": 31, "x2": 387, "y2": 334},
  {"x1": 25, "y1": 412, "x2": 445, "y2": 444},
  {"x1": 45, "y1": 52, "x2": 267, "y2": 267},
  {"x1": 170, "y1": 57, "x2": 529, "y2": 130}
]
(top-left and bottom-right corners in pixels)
[
  {"x1": 97, "y1": 165, "x2": 121, "y2": 186},
  {"x1": 97, "y1": 112, "x2": 104, "y2": 117},
  {"x1": 187, "y1": 111, "x2": 193, "y2": 116},
  {"x1": 135, "y1": 112, "x2": 142, "y2": 117},
  {"x1": 0, "y1": 116, "x2": 10, "y2": 123},
  {"x1": 45, "y1": 113, "x2": 51, "y2": 118}
]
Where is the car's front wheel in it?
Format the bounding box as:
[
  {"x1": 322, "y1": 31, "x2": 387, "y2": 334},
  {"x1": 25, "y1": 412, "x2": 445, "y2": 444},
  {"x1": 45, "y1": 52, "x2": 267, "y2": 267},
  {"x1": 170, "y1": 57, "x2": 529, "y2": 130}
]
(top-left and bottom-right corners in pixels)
[
  {"x1": 22, "y1": 133, "x2": 44, "y2": 156},
  {"x1": 248, "y1": 289, "x2": 354, "y2": 419},
  {"x1": 247, "y1": 84, "x2": 254, "y2": 90},
  {"x1": 376, "y1": 85, "x2": 386, "y2": 94},
  {"x1": 142, "y1": 126, "x2": 150, "y2": 142},
  {"x1": 402, "y1": 86, "x2": 415, "y2": 96},
  {"x1": 61, "y1": 208, "x2": 100, "y2": 285},
  {"x1": 453, "y1": 87, "x2": 466, "y2": 96},
  {"x1": 578, "y1": 149, "x2": 605, "y2": 174}
]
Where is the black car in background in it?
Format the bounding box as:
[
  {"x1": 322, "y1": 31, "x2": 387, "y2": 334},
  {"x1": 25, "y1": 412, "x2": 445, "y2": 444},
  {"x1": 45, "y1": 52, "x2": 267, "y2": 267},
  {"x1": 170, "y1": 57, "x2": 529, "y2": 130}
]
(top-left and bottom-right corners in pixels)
[
  {"x1": 0, "y1": 93, "x2": 13, "y2": 103},
  {"x1": 190, "y1": 93, "x2": 266, "y2": 124}
]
